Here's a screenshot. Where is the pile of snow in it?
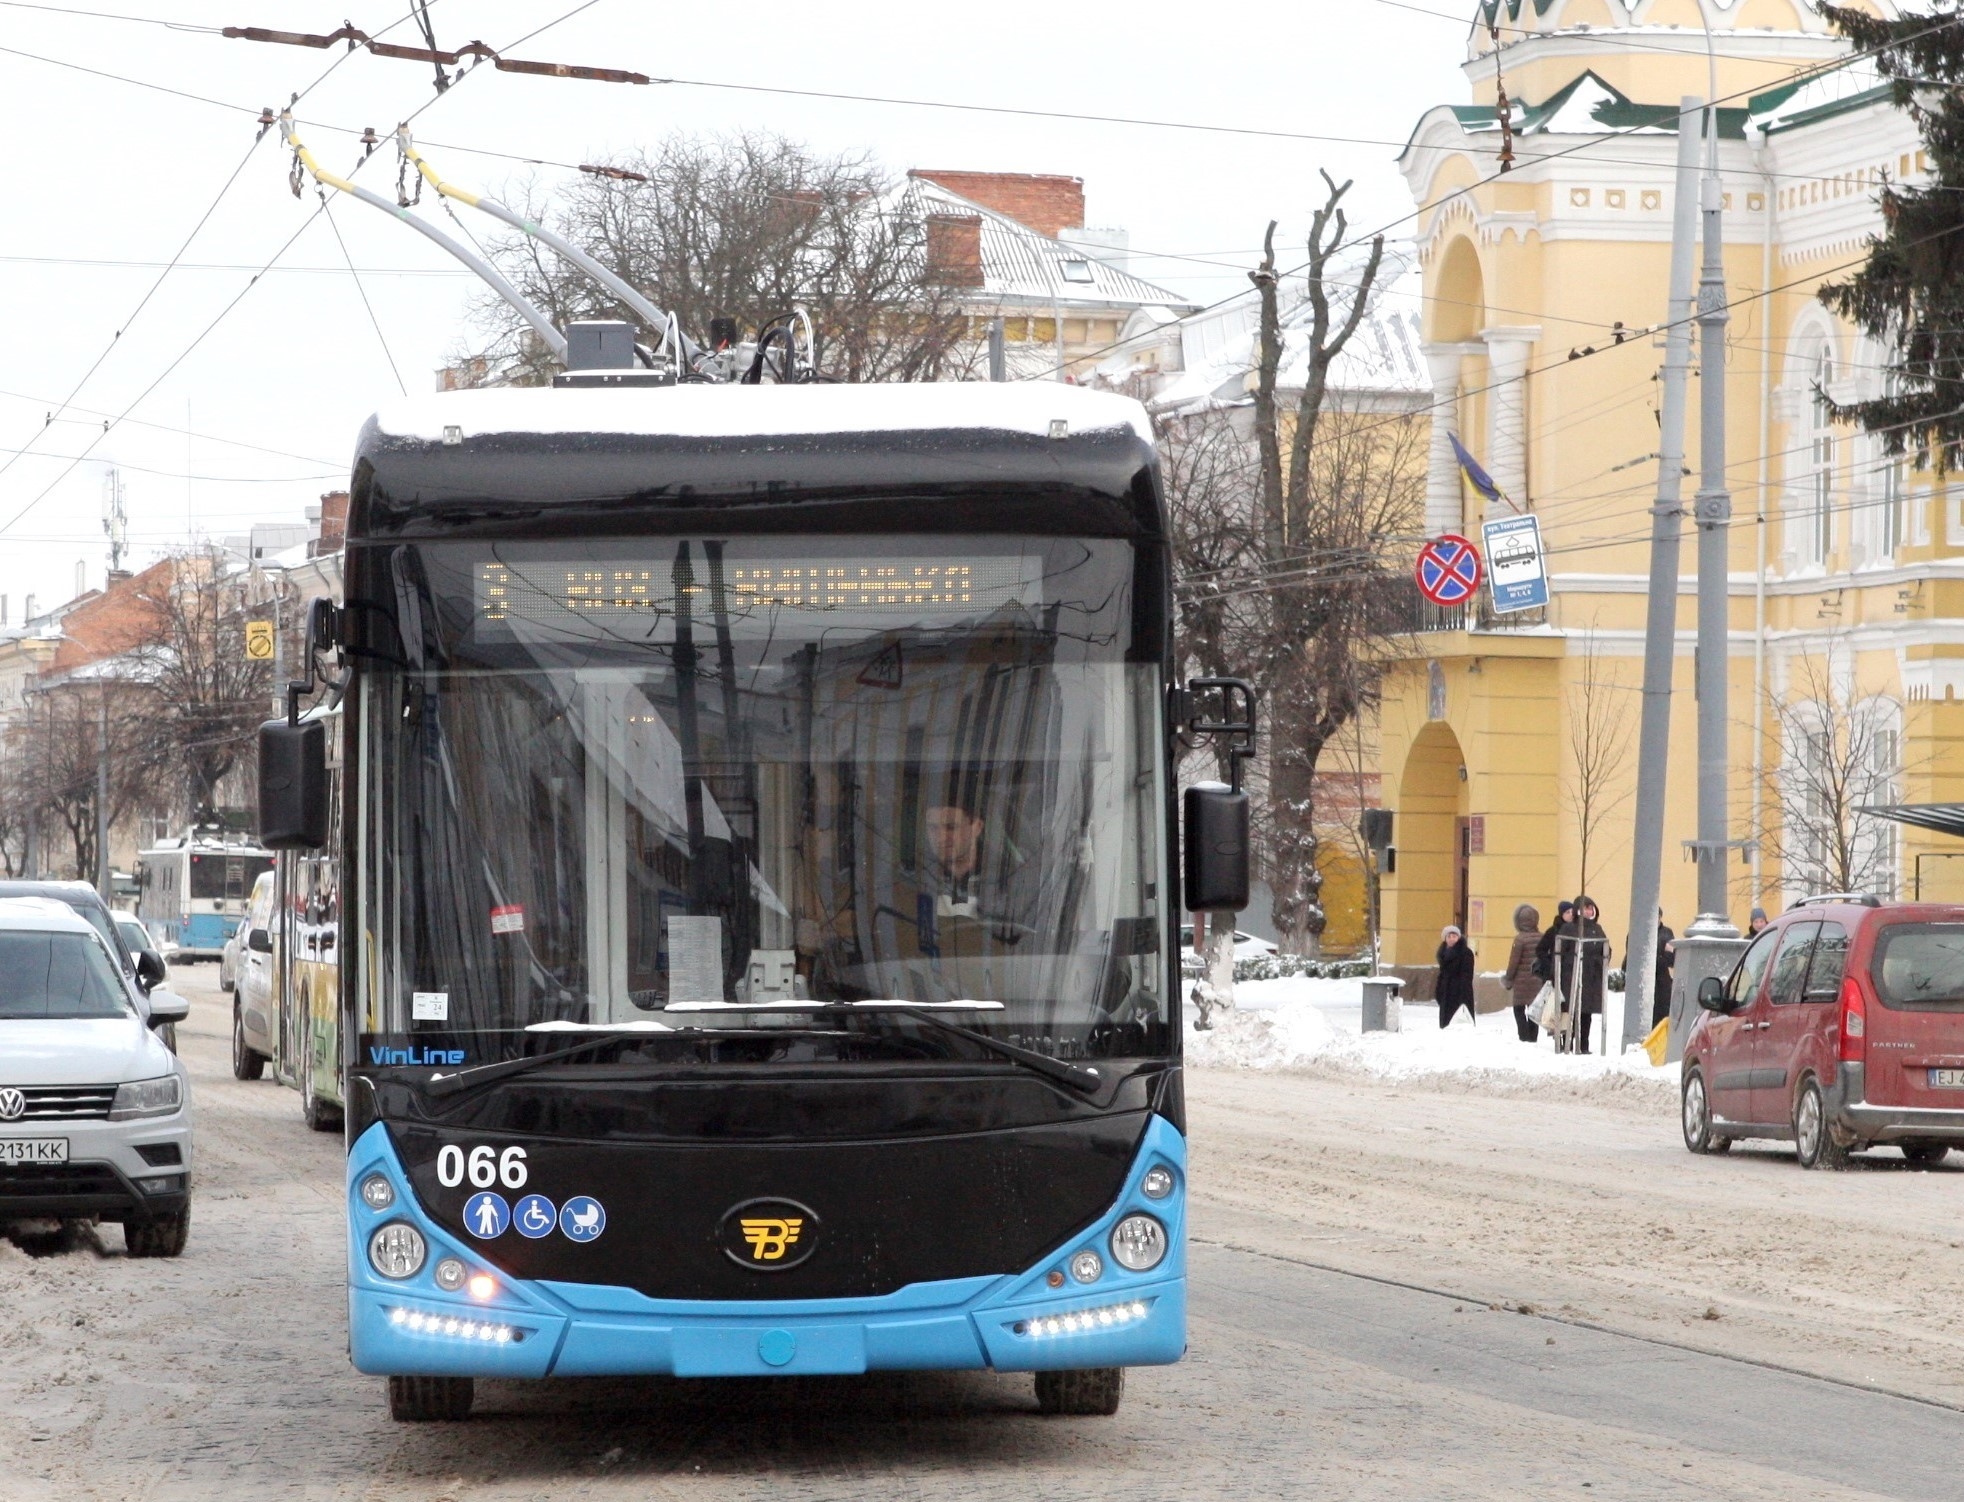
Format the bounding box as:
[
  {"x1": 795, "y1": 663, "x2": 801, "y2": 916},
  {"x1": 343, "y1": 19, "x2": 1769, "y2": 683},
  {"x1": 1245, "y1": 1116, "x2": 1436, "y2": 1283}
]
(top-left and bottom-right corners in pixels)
[{"x1": 1186, "y1": 976, "x2": 1678, "y2": 1095}]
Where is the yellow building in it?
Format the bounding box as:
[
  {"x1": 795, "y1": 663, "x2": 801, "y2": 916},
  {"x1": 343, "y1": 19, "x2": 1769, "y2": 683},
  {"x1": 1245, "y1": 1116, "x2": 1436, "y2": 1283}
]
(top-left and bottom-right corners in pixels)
[{"x1": 1380, "y1": 0, "x2": 1964, "y2": 976}]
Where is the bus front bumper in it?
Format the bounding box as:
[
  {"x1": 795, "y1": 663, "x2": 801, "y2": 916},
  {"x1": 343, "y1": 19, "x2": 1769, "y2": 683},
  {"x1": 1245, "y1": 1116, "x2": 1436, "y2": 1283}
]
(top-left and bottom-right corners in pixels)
[{"x1": 346, "y1": 1117, "x2": 1188, "y2": 1380}]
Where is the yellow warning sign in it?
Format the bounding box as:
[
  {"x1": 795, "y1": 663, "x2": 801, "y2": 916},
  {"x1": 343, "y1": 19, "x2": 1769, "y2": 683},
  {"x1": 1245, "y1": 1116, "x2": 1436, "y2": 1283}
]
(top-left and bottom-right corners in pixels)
[{"x1": 244, "y1": 620, "x2": 274, "y2": 660}]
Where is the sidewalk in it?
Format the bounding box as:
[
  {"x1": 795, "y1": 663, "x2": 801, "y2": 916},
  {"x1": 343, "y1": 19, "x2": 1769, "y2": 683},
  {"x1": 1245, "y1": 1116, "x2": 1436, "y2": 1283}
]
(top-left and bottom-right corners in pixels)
[{"x1": 1186, "y1": 976, "x2": 1677, "y2": 1096}]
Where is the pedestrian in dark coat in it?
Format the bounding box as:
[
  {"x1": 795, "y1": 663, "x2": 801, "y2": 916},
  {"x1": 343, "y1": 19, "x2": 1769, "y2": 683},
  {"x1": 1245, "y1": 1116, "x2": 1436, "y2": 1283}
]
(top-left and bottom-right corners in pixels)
[
  {"x1": 1500, "y1": 902, "x2": 1543, "y2": 1042},
  {"x1": 1435, "y1": 925, "x2": 1476, "y2": 1028},
  {"x1": 1535, "y1": 900, "x2": 1575, "y2": 984},
  {"x1": 1651, "y1": 911, "x2": 1675, "y2": 1029},
  {"x1": 1555, "y1": 894, "x2": 1611, "y2": 1052}
]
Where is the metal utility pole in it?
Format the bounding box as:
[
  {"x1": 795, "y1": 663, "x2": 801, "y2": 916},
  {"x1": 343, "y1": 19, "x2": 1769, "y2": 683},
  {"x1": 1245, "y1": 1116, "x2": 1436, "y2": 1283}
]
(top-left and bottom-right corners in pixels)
[
  {"x1": 1674, "y1": 101, "x2": 1752, "y2": 1045},
  {"x1": 1692, "y1": 106, "x2": 1738, "y2": 924},
  {"x1": 1622, "y1": 99, "x2": 1704, "y2": 1052},
  {"x1": 988, "y1": 317, "x2": 1007, "y2": 382},
  {"x1": 102, "y1": 467, "x2": 128, "y2": 574}
]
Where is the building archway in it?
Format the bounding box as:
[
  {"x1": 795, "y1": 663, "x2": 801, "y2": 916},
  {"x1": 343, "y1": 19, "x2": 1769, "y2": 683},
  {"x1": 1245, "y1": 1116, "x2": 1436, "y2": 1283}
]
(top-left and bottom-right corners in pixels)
[
  {"x1": 1430, "y1": 235, "x2": 1485, "y2": 345},
  {"x1": 1387, "y1": 719, "x2": 1470, "y2": 965}
]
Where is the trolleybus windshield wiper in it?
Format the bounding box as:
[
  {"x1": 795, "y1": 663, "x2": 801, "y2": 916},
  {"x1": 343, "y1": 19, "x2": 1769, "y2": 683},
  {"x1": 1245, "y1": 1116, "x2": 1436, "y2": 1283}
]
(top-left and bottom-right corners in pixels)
[
  {"x1": 668, "y1": 1000, "x2": 1104, "y2": 1095},
  {"x1": 420, "y1": 1034, "x2": 637, "y2": 1098}
]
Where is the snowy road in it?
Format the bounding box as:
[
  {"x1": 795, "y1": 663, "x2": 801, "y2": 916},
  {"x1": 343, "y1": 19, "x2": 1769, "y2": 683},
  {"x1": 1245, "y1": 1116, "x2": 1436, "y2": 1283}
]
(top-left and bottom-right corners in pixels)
[{"x1": 3, "y1": 969, "x2": 1960, "y2": 1501}]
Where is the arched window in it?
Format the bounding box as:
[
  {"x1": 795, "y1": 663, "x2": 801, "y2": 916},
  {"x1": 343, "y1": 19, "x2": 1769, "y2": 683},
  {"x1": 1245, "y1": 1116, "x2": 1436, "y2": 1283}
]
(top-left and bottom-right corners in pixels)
[{"x1": 1809, "y1": 346, "x2": 1836, "y2": 563}]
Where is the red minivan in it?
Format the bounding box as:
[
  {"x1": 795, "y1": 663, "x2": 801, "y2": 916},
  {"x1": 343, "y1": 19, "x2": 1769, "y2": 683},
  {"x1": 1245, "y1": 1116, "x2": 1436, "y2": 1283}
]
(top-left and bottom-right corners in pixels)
[{"x1": 1681, "y1": 898, "x2": 1964, "y2": 1168}]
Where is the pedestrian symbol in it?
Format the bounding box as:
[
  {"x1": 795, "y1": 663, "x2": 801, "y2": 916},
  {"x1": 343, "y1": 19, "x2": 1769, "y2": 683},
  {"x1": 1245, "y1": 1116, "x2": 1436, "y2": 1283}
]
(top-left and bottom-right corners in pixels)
[
  {"x1": 244, "y1": 620, "x2": 274, "y2": 660},
  {"x1": 462, "y1": 1191, "x2": 510, "y2": 1239},
  {"x1": 513, "y1": 1193, "x2": 557, "y2": 1240},
  {"x1": 559, "y1": 1196, "x2": 606, "y2": 1243}
]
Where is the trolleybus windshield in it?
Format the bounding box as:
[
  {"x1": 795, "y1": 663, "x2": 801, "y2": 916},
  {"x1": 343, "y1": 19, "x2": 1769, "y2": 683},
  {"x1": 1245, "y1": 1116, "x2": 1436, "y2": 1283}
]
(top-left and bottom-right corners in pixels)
[{"x1": 353, "y1": 533, "x2": 1166, "y2": 1058}]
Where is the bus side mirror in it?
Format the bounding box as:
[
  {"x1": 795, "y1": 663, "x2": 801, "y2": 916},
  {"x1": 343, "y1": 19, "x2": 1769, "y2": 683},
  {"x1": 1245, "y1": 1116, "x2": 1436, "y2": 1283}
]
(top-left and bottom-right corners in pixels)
[
  {"x1": 259, "y1": 718, "x2": 327, "y2": 850},
  {"x1": 1183, "y1": 783, "x2": 1249, "y2": 914}
]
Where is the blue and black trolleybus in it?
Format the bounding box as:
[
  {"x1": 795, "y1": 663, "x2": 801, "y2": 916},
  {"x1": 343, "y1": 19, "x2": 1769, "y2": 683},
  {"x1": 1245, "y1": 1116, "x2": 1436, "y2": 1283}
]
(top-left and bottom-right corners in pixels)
[{"x1": 259, "y1": 378, "x2": 1251, "y2": 1422}]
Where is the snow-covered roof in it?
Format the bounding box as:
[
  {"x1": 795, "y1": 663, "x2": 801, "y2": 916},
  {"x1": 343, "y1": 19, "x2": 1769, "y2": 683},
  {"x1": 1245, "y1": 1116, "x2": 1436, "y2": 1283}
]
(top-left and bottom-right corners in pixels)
[
  {"x1": 1746, "y1": 53, "x2": 1892, "y2": 137},
  {"x1": 1442, "y1": 70, "x2": 1750, "y2": 141},
  {"x1": 1143, "y1": 248, "x2": 1428, "y2": 415},
  {"x1": 902, "y1": 177, "x2": 1196, "y2": 313},
  {"x1": 370, "y1": 380, "x2": 1156, "y2": 448}
]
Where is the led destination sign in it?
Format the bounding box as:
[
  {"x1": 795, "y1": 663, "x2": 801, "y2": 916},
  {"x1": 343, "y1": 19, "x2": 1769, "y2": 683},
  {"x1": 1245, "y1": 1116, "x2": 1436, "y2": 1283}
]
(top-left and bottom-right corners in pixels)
[{"x1": 477, "y1": 557, "x2": 1036, "y2": 625}]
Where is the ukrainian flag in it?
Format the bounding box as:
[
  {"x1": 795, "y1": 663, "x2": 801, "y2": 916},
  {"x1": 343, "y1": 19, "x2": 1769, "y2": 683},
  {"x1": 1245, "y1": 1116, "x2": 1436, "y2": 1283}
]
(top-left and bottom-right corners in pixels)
[{"x1": 1449, "y1": 432, "x2": 1503, "y2": 509}]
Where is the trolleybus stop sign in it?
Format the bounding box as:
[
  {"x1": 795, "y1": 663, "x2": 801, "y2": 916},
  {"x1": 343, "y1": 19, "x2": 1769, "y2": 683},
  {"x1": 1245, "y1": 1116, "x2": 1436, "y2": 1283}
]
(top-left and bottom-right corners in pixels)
[
  {"x1": 1480, "y1": 513, "x2": 1549, "y2": 614},
  {"x1": 1414, "y1": 534, "x2": 1483, "y2": 608}
]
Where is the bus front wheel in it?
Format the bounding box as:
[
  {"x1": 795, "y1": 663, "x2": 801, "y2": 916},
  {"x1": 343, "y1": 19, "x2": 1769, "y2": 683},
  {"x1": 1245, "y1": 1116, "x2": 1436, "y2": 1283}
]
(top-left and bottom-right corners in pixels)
[
  {"x1": 388, "y1": 1376, "x2": 473, "y2": 1422},
  {"x1": 1034, "y1": 1367, "x2": 1123, "y2": 1416}
]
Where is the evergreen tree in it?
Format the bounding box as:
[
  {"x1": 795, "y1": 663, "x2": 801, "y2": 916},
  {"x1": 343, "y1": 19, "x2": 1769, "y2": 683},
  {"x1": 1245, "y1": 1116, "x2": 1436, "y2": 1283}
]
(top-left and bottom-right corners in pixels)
[{"x1": 1818, "y1": 4, "x2": 1964, "y2": 465}]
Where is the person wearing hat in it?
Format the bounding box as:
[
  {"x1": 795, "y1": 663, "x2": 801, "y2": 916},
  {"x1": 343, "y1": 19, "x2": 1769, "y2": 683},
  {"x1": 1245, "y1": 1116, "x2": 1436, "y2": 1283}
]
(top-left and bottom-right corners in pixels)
[
  {"x1": 1500, "y1": 903, "x2": 1544, "y2": 1042},
  {"x1": 1535, "y1": 899, "x2": 1575, "y2": 985},
  {"x1": 1748, "y1": 907, "x2": 1770, "y2": 937},
  {"x1": 1435, "y1": 924, "x2": 1476, "y2": 1028}
]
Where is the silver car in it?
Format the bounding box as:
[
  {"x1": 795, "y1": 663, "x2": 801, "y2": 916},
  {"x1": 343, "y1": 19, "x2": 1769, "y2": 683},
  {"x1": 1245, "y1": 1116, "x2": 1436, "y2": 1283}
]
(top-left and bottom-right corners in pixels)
[{"x1": 0, "y1": 897, "x2": 192, "y2": 1255}]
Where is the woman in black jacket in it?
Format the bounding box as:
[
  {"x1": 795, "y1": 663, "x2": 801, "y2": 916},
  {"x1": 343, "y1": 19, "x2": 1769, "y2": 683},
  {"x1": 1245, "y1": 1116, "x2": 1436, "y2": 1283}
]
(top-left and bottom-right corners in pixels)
[
  {"x1": 1435, "y1": 924, "x2": 1476, "y2": 1028},
  {"x1": 1554, "y1": 894, "x2": 1611, "y2": 1052}
]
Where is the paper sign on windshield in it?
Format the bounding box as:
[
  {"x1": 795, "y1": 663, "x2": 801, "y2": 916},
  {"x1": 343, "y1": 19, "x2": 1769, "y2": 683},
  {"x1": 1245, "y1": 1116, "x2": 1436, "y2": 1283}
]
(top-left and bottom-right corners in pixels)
[{"x1": 1481, "y1": 513, "x2": 1548, "y2": 614}]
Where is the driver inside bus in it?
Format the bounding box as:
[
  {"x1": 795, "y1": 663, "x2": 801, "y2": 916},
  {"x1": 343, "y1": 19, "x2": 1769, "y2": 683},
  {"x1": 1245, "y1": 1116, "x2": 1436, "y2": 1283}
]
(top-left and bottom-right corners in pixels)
[{"x1": 923, "y1": 790, "x2": 1037, "y2": 937}]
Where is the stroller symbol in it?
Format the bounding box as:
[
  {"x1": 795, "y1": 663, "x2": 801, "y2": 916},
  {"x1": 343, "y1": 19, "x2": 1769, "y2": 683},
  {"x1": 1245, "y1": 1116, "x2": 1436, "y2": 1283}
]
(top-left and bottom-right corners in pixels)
[
  {"x1": 514, "y1": 1193, "x2": 557, "y2": 1240},
  {"x1": 559, "y1": 1196, "x2": 606, "y2": 1243}
]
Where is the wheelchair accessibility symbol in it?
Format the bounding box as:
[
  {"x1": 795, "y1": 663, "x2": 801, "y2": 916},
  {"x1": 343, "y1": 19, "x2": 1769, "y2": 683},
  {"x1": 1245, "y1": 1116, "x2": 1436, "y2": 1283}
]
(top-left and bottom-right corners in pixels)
[
  {"x1": 462, "y1": 1191, "x2": 510, "y2": 1240},
  {"x1": 513, "y1": 1193, "x2": 557, "y2": 1240},
  {"x1": 559, "y1": 1196, "x2": 606, "y2": 1243}
]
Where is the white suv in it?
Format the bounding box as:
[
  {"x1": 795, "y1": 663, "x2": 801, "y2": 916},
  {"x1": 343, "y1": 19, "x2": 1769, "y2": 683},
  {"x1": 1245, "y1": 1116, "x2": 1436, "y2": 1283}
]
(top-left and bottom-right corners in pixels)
[{"x1": 0, "y1": 898, "x2": 193, "y2": 1256}]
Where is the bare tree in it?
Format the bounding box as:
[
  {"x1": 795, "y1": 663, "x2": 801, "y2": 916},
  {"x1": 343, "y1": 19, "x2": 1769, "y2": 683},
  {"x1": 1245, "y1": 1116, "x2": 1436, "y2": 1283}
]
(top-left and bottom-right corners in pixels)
[
  {"x1": 1760, "y1": 655, "x2": 1905, "y2": 899},
  {"x1": 1240, "y1": 174, "x2": 1427, "y2": 956},
  {"x1": 1562, "y1": 631, "x2": 1634, "y2": 897},
  {"x1": 127, "y1": 548, "x2": 276, "y2": 822},
  {"x1": 5, "y1": 681, "x2": 166, "y2": 880},
  {"x1": 464, "y1": 133, "x2": 982, "y2": 384}
]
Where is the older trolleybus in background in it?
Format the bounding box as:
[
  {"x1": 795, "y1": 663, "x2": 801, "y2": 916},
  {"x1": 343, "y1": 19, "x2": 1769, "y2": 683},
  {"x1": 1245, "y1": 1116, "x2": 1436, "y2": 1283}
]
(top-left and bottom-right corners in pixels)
[
  {"x1": 258, "y1": 378, "x2": 1252, "y2": 1423},
  {"x1": 135, "y1": 832, "x2": 275, "y2": 959}
]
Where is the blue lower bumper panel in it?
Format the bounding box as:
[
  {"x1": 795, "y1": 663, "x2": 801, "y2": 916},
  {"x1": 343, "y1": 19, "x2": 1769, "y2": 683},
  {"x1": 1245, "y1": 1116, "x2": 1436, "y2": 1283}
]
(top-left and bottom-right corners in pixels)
[{"x1": 347, "y1": 1116, "x2": 1188, "y2": 1379}]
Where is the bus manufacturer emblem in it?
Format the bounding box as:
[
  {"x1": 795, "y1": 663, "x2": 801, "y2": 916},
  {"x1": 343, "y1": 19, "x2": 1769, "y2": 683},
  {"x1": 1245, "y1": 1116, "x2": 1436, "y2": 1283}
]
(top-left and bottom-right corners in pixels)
[{"x1": 719, "y1": 1198, "x2": 821, "y2": 1271}]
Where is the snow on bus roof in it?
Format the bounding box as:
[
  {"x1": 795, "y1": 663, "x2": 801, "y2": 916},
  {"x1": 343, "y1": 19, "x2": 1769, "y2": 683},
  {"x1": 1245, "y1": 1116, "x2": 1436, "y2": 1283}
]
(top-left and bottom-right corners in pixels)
[{"x1": 369, "y1": 381, "x2": 1154, "y2": 449}]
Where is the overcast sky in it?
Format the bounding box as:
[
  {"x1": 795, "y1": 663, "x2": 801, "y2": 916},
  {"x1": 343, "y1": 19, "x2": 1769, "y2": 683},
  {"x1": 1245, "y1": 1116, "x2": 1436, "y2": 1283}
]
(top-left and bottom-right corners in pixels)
[{"x1": 0, "y1": 0, "x2": 1468, "y2": 616}]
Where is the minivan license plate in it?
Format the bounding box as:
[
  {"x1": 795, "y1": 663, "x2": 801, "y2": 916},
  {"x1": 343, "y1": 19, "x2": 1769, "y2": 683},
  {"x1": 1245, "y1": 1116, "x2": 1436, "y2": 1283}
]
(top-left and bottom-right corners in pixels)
[
  {"x1": 1929, "y1": 1069, "x2": 1964, "y2": 1088},
  {"x1": 0, "y1": 1138, "x2": 68, "y2": 1163}
]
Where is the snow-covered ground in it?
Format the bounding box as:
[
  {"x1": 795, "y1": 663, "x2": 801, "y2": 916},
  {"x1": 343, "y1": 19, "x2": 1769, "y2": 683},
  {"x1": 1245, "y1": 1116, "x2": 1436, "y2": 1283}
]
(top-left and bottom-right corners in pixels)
[{"x1": 1187, "y1": 976, "x2": 1677, "y2": 1093}]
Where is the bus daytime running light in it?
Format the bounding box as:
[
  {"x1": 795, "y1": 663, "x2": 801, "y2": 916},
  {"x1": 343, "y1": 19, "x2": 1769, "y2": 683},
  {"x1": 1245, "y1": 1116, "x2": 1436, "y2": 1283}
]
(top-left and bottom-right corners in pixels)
[
  {"x1": 359, "y1": 1175, "x2": 395, "y2": 1211},
  {"x1": 1140, "y1": 1166, "x2": 1176, "y2": 1200},
  {"x1": 385, "y1": 1306, "x2": 524, "y2": 1344},
  {"x1": 1018, "y1": 1300, "x2": 1150, "y2": 1338}
]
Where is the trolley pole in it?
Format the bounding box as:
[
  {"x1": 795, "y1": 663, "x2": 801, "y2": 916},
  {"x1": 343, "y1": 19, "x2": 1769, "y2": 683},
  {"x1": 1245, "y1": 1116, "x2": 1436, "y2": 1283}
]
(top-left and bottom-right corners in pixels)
[{"x1": 1621, "y1": 99, "x2": 1703, "y2": 1052}]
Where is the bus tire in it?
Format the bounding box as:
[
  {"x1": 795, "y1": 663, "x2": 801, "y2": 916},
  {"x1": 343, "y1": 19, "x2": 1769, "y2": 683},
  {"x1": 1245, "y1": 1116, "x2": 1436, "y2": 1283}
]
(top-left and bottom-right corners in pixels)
[
  {"x1": 301, "y1": 1024, "x2": 341, "y2": 1134},
  {"x1": 1034, "y1": 1367, "x2": 1123, "y2": 1416},
  {"x1": 388, "y1": 1376, "x2": 472, "y2": 1422},
  {"x1": 232, "y1": 1003, "x2": 266, "y2": 1080}
]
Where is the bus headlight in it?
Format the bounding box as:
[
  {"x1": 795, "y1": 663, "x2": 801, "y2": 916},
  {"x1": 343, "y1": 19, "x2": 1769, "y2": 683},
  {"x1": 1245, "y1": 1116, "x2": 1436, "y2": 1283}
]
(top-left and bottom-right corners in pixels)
[
  {"x1": 1140, "y1": 1166, "x2": 1176, "y2": 1200},
  {"x1": 359, "y1": 1175, "x2": 395, "y2": 1211},
  {"x1": 368, "y1": 1223, "x2": 427, "y2": 1279},
  {"x1": 1109, "y1": 1214, "x2": 1167, "y2": 1272}
]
